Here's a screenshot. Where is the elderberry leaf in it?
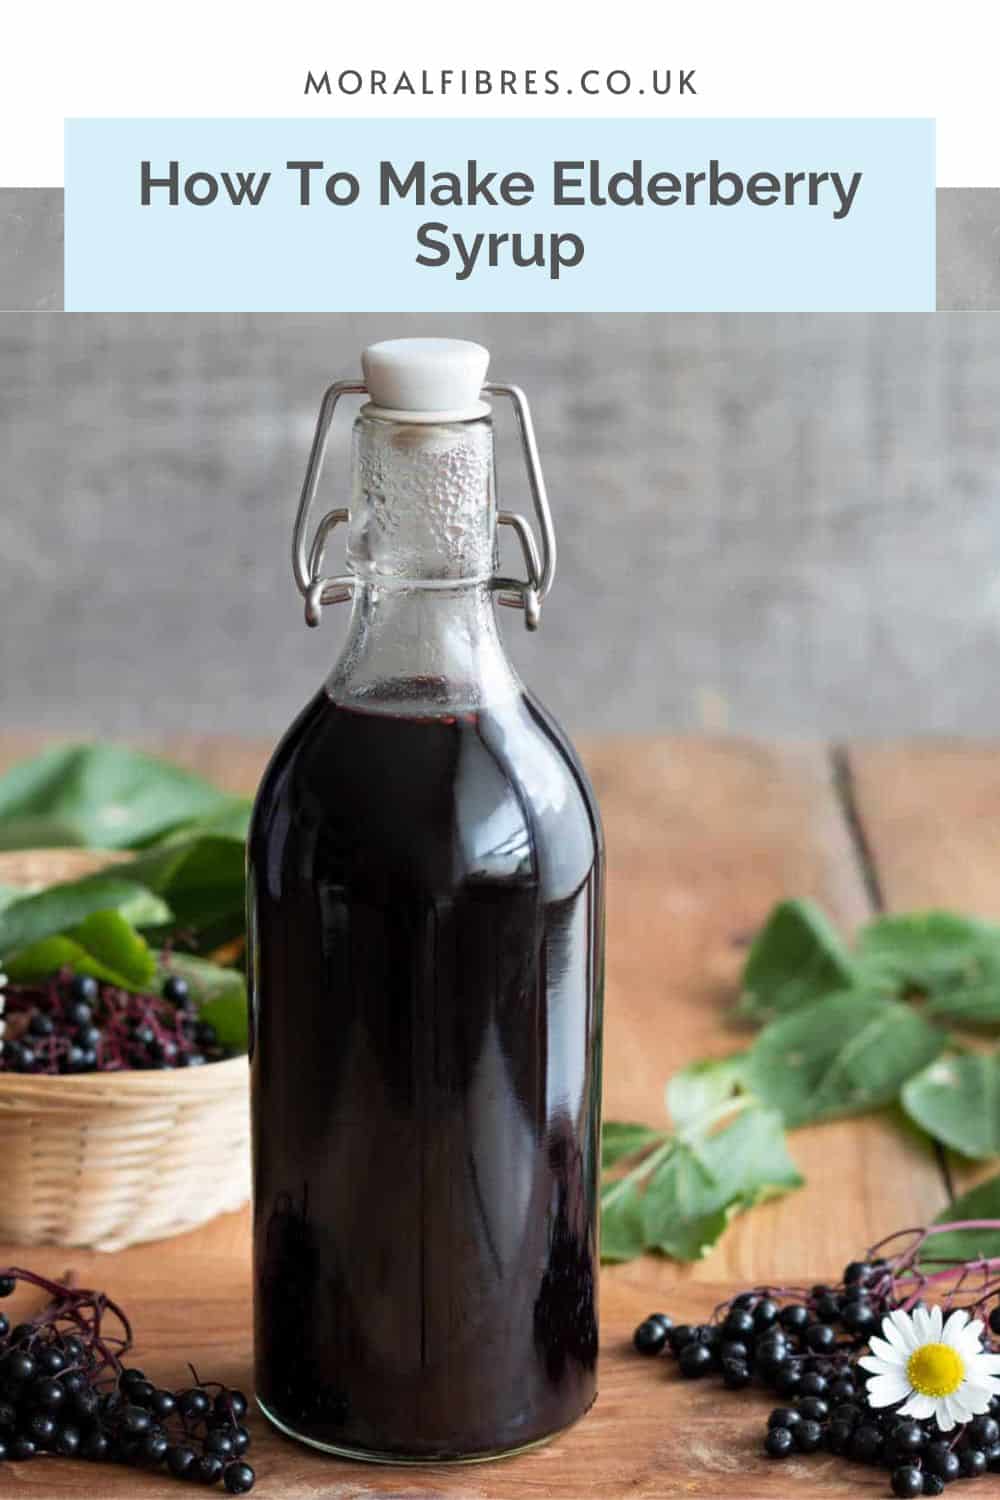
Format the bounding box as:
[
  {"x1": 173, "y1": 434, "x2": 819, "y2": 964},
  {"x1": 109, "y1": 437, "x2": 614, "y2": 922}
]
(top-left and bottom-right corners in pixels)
[
  {"x1": 921, "y1": 947, "x2": 1000, "y2": 1027},
  {"x1": 125, "y1": 835, "x2": 246, "y2": 946},
  {"x1": 601, "y1": 1122, "x2": 665, "y2": 1171},
  {"x1": 7, "y1": 909, "x2": 156, "y2": 990},
  {"x1": 855, "y1": 910, "x2": 1000, "y2": 998},
  {"x1": 902, "y1": 1053, "x2": 1000, "y2": 1159},
  {"x1": 147, "y1": 797, "x2": 252, "y2": 846},
  {"x1": 640, "y1": 1106, "x2": 801, "y2": 1261},
  {"x1": 0, "y1": 885, "x2": 23, "y2": 914},
  {"x1": 922, "y1": 1174, "x2": 1000, "y2": 1267},
  {"x1": 599, "y1": 1179, "x2": 646, "y2": 1262},
  {"x1": 600, "y1": 1104, "x2": 802, "y2": 1265},
  {"x1": 0, "y1": 873, "x2": 170, "y2": 957},
  {"x1": 698, "y1": 1104, "x2": 804, "y2": 1207},
  {"x1": 0, "y1": 743, "x2": 235, "y2": 850},
  {"x1": 743, "y1": 991, "x2": 944, "y2": 1127},
  {"x1": 666, "y1": 1054, "x2": 745, "y2": 1130},
  {"x1": 738, "y1": 899, "x2": 858, "y2": 1022}
]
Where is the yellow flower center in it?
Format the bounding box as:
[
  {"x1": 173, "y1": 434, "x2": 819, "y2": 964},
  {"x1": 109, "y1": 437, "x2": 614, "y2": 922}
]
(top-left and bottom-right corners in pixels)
[{"x1": 906, "y1": 1343, "x2": 966, "y2": 1398}]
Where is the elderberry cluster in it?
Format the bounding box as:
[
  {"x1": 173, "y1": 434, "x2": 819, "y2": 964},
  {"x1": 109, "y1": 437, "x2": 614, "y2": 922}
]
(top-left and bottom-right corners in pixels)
[
  {"x1": 632, "y1": 1258, "x2": 1000, "y2": 1496},
  {"x1": 0, "y1": 969, "x2": 229, "y2": 1074},
  {"x1": 0, "y1": 1269, "x2": 255, "y2": 1490}
]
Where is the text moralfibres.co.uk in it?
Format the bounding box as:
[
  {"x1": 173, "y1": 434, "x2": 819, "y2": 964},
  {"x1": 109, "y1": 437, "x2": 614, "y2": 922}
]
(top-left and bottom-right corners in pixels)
[{"x1": 303, "y1": 68, "x2": 697, "y2": 99}]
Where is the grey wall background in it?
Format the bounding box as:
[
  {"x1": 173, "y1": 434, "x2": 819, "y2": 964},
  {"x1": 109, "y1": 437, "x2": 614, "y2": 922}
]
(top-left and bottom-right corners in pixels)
[{"x1": 2, "y1": 311, "x2": 1000, "y2": 740}]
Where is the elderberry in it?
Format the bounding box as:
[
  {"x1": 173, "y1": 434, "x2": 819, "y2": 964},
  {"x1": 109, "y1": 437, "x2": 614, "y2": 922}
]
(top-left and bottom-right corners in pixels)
[
  {"x1": 223, "y1": 1462, "x2": 256, "y2": 1494},
  {"x1": 764, "y1": 1426, "x2": 795, "y2": 1458},
  {"x1": 0, "y1": 968, "x2": 237, "y2": 1074},
  {"x1": 793, "y1": 1419, "x2": 824, "y2": 1453},
  {"x1": 891, "y1": 1467, "x2": 924, "y2": 1498},
  {"x1": 960, "y1": 1448, "x2": 988, "y2": 1479},
  {"x1": 0, "y1": 1267, "x2": 258, "y2": 1488},
  {"x1": 632, "y1": 1262, "x2": 1000, "y2": 1498},
  {"x1": 633, "y1": 1317, "x2": 669, "y2": 1355},
  {"x1": 678, "y1": 1342, "x2": 713, "y2": 1378}
]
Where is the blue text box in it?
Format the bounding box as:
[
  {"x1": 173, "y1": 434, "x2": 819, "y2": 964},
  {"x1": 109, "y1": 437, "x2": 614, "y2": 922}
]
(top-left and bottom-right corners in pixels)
[{"x1": 64, "y1": 117, "x2": 935, "y2": 312}]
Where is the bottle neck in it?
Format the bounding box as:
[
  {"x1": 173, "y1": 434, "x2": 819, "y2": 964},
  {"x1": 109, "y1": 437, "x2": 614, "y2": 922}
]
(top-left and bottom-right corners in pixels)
[
  {"x1": 327, "y1": 579, "x2": 519, "y2": 715},
  {"x1": 325, "y1": 409, "x2": 520, "y2": 715}
]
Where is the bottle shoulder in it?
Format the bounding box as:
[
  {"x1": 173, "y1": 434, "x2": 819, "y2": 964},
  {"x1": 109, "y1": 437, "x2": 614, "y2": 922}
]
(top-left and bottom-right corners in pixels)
[{"x1": 250, "y1": 689, "x2": 601, "y2": 898}]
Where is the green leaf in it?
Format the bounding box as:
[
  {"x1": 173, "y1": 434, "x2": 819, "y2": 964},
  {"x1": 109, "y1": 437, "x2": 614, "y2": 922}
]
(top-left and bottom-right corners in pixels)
[
  {"x1": 922, "y1": 947, "x2": 1000, "y2": 1027},
  {"x1": 600, "y1": 1179, "x2": 647, "y2": 1262},
  {"x1": 7, "y1": 909, "x2": 155, "y2": 990},
  {"x1": 648, "y1": 1205, "x2": 736, "y2": 1262},
  {"x1": 601, "y1": 1105, "x2": 802, "y2": 1265},
  {"x1": 601, "y1": 1122, "x2": 664, "y2": 1171},
  {"x1": 739, "y1": 899, "x2": 858, "y2": 1021},
  {"x1": 0, "y1": 874, "x2": 171, "y2": 958},
  {"x1": 115, "y1": 889, "x2": 173, "y2": 929},
  {"x1": 157, "y1": 952, "x2": 248, "y2": 1051},
  {"x1": 698, "y1": 1105, "x2": 804, "y2": 1207},
  {"x1": 149, "y1": 798, "x2": 252, "y2": 846},
  {"x1": 125, "y1": 836, "x2": 245, "y2": 945},
  {"x1": 639, "y1": 1143, "x2": 731, "y2": 1260},
  {"x1": 743, "y1": 991, "x2": 945, "y2": 1127},
  {"x1": 921, "y1": 1175, "x2": 1000, "y2": 1267},
  {"x1": 902, "y1": 1053, "x2": 1000, "y2": 1159},
  {"x1": 639, "y1": 1106, "x2": 802, "y2": 1261},
  {"x1": 0, "y1": 743, "x2": 235, "y2": 850},
  {"x1": 856, "y1": 911, "x2": 1000, "y2": 997},
  {"x1": 0, "y1": 885, "x2": 24, "y2": 915},
  {"x1": 666, "y1": 1055, "x2": 745, "y2": 1130}
]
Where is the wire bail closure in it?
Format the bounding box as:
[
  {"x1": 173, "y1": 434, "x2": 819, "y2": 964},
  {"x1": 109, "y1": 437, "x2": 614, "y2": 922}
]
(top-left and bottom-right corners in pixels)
[{"x1": 291, "y1": 380, "x2": 557, "y2": 631}]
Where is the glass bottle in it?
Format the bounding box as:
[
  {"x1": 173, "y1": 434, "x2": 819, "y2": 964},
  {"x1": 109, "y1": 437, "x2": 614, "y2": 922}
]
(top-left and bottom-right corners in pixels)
[{"x1": 248, "y1": 339, "x2": 605, "y2": 1464}]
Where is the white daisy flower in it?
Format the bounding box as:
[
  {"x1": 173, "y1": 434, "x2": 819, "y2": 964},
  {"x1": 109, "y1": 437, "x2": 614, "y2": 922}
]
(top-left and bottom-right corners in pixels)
[{"x1": 858, "y1": 1306, "x2": 1000, "y2": 1431}]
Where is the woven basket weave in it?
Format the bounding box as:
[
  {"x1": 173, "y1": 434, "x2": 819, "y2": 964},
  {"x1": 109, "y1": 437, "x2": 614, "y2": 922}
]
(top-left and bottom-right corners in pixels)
[{"x1": 0, "y1": 849, "x2": 250, "y2": 1251}]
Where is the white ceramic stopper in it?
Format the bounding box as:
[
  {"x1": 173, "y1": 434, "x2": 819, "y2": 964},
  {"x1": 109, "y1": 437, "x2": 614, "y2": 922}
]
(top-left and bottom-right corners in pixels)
[{"x1": 361, "y1": 338, "x2": 491, "y2": 423}]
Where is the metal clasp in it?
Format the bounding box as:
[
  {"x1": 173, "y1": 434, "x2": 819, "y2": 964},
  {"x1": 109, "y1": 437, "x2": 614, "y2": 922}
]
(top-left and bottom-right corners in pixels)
[{"x1": 291, "y1": 378, "x2": 556, "y2": 630}]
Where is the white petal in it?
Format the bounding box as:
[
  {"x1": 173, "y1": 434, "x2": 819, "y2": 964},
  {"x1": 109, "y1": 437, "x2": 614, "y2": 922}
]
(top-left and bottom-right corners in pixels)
[
  {"x1": 866, "y1": 1373, "x2": 911, "y2": 1407},
  {"x1": 943, "y1": 1308, "x2": 971, "y2": 1347},
  {"x1": 969, "y1": 1352, "x2": 1000, "y2": 1376},
  {"x1": 912, "y1": 1306, "x2": 934, "y2": 1343},
  {"x1": 866, "y1": 1337, "x2": 905, "y2": 1366},
  {"x1": 955, "y1": 1380, "x2": 994, "y2": 1416},
  {"x1": 886, "y1": 1310, "x2": 919, "y2": 1352},
  {"x1": 963, "y1": 1317, "x2": 985, "y2": 1347},
  {"x1": 858, "y1": 1355, "x2": 903, "y2": 1377},
  {"x1": 935, "y1": 1395, "x2": 958, "y2": 1431},
  {"x1": 928, "y1": 1304, "x2": 944, "y2": 1340},
  {"x1": 899, "y1": 1393, "x2": 937, "y2": 1420}
]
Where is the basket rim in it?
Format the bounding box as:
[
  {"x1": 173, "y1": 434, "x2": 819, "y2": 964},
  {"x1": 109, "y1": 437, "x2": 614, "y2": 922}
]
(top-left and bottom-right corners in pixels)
[{"x1": 0, "y1": 1050, "x2": 248, "y2": 1098}]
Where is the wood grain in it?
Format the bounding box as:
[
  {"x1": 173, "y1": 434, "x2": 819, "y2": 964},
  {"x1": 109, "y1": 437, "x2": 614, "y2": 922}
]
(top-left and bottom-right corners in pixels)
[
  {"x1": 0, "y1": 1228, "x2": 893, "y2": 1500},
  {"x1": 587, "y1": 736, "x2": 947, "y2": 1284},
  {"x1": 0, "y1": 732, "x2": 963, "y2": 1496},
  {"x1": 845, "y1": 739, "x2": 1000, "y2": 1205}
]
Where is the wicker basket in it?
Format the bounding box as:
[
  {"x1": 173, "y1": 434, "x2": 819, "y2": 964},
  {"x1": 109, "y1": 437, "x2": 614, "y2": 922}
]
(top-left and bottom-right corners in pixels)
[{"x1": 0, "y1": 849, "x2": 250, "y2": 1251}]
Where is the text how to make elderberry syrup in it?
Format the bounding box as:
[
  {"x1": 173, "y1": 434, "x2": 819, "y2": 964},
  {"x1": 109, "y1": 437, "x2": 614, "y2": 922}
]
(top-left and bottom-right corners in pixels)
[{"x1": 138, "y1": 157, "x2": 865, "y2": 281}]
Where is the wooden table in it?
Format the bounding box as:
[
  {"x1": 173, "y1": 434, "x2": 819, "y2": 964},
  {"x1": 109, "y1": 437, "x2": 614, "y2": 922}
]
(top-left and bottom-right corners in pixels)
[{"x1": 1, "y1": 733, "x2": 995, "y2": 1498}]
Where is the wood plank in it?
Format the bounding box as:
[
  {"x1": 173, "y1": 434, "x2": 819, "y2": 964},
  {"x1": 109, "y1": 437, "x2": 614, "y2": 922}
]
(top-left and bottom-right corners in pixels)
[
  {"x1": 0, "y1": 1220, "x2": 889, "y2": 1499},
  {"x1": 585, "y1": 737, "x2": 947, "y2": 1283},
  {"x1": 844, "y1": 740, "x2": 1000, "y2": 1204},
  {"x1": 845, "y1": 741, "x2": 1000, "y2": 919}
]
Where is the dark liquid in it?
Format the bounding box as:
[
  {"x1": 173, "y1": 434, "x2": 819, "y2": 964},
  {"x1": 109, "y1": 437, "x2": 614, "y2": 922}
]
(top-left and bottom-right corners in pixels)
[{"x1": 248, "y1": 688, "x2": 604, "y2": 1461}]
